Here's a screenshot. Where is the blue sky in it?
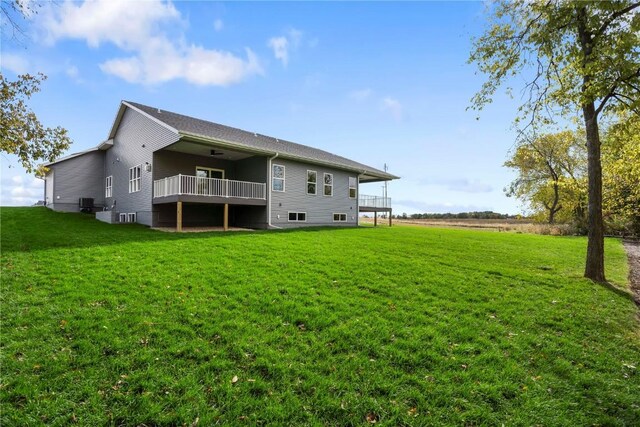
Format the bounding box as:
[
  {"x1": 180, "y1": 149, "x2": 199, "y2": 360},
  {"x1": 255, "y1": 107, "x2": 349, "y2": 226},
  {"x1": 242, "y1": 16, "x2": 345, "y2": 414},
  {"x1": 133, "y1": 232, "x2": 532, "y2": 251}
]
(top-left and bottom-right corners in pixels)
[{"x1": 1, "y1": 0, "x2": 525, "y2": 214}]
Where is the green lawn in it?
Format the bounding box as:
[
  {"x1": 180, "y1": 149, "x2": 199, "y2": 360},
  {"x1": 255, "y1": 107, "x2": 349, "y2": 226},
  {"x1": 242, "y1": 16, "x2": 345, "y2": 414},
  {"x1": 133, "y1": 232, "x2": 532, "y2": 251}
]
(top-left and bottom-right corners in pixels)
[{"x1": 1, "y1": 207, "x2": 639, "y2": 426}]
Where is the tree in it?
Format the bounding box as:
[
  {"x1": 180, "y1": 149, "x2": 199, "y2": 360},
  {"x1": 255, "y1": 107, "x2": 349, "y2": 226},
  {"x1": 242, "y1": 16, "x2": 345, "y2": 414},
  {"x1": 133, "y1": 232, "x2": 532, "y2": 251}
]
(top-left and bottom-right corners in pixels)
[
  {"x1": 470, "y1": 1, "x2": 640, "y2": 282},
  {"x1": 602, "y1": 113, "x2": 640, "y2": 235},
  {"x1": 1, "y1": 72, "x2": 71, "y2": 175},
  {"x1": 504, "y1": 131, "x2": 587, "y2": 224}
]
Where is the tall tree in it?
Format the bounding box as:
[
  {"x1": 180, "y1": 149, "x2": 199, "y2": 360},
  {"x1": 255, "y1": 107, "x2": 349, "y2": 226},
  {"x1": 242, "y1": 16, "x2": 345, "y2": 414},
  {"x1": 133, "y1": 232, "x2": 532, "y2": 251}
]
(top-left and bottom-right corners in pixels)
[
  {"x1": 504, "y1": 131, "x2": 587, "y2": 224},
  {"x1": 1, "y1": 1, "x2": 71, "y2": 175},
  {"x1": 469, "y1": 1, "x2": 640, "y2": 282}
]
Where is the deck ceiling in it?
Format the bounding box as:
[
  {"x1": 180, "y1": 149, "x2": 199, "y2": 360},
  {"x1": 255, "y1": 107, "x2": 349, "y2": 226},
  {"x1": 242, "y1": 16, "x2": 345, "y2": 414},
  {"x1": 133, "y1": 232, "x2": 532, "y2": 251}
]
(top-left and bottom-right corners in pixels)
[{"x1": 164, "y1": 139, "x2": 255, "y2": 161}]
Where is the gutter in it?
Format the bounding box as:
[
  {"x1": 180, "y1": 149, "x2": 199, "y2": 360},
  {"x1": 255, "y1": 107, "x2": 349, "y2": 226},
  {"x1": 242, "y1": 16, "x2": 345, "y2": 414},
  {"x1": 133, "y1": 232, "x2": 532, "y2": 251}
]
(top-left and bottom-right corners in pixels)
[
  {"x1": 357, "y1": 170, "x2": 367, "y2": 227},
  {"x1": 267, "y1": 153, "x2": 282, "y2": 229}
]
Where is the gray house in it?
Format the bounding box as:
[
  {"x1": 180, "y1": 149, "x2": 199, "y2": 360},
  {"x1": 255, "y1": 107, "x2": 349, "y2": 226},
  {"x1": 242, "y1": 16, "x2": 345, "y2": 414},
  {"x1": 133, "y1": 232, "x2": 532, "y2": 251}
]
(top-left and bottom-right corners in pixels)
[{"x1": 44, "y1": 101, "x2": 398, "y2": 230}]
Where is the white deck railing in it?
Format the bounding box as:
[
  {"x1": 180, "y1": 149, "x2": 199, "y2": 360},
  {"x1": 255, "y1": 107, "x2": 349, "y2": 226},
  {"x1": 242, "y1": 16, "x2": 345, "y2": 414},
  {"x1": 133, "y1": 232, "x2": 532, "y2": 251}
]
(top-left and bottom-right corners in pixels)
[
  {"x1": 153, "y1": 174, "x2": 266, "y2": 200},
  {"x1": 359, "y1": 194, "x2": 391, "y2": 209}
]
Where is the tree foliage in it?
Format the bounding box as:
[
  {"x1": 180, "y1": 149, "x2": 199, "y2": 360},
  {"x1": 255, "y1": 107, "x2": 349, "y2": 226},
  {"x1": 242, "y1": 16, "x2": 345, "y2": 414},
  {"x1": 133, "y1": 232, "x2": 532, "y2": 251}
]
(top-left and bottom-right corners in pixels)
[
  {"x1": 504, "y1": 131, "x2": 587, "y2": 225},
  {"x1": 0, "y1": 72, "x2": 71, "y2": 175},
  {"x1": 469, "y1": 0, "x2": 640, "y2": 282},
  {"x1": 602, "y1": 113, "x2": 640, "y2": 235}
]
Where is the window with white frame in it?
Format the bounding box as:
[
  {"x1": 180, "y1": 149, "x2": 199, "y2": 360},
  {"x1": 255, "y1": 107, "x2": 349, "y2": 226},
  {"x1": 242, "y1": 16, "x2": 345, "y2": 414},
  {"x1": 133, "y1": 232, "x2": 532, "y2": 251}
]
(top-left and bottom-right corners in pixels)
[
  {"x1": 129, "y1": 165, "x2": 141, "y2": 193},
  {"x1": 288, "y1": 212, "x2": 306, "y2": 222},
  {"x1": 333, "y1": 213, "x2": 347, "y2": 222},
  {"x1": 105, "y1": 175, "x2": 113, "y2": 198},
  {"x1": 272, "y1": 164, "x2": 285, "y2": 192},
  {"x1": 349, "y1": 176, "x2": 357, "y2": 199},
  {"x1": 323, "y1": 173, "x2": 333, "y2": 196},
  {"x1": 307, "y1": 170, "x2": 317, "y2": 195}
]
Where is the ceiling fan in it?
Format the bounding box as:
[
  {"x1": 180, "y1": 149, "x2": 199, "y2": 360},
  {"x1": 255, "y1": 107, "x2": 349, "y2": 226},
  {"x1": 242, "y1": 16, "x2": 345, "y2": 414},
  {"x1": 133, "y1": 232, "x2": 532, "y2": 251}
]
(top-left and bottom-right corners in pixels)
[{"x1": 210, "y1": 149, "x2": 224, "y2": 156}]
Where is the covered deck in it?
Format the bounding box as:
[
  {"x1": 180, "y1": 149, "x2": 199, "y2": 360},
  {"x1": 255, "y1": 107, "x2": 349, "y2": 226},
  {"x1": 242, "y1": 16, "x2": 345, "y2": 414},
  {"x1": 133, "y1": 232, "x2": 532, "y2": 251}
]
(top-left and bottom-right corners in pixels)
[
  {"x1": 359, "y1": 195, "x2": 393, "y2": 226},
  {"x1": 153, "y1": 174, "x2": 266, "y2": 231}
]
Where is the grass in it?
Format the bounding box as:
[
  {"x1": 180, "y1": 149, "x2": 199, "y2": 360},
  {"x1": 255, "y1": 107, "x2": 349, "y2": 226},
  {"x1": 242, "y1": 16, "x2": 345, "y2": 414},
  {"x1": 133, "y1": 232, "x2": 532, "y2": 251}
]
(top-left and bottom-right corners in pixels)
[{"x1": 1, "y1": 207, "x2": 639, "y2": 426}]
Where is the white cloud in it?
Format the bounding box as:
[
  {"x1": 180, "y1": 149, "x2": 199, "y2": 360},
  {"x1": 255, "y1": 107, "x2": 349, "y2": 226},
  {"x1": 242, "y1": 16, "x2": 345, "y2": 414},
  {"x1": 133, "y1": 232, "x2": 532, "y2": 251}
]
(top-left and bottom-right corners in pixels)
[
  {"x1": 214, "y1": 18, "x2": 224, "y2": 32},
  {"x1": 349, "y1": 88, "x2": 373, "y2": 101},
  {"x1": 1, "y1": 175, "x2": 42, "y2": 206},
  {"x1": 65, "y1": 64, "x2": 79, "y2": 79},
  {"x1": 1, "y1": 53, "x2": 30, "y2": 74},
  {"x1": 39, "y1": 0, "x2": 262, "y2": 86},
  {"x1": 268, "y1": 36, "x2": 290, "y2": 66},
  {"x1": 267, "y1": 27, "x2": 304, "y2": 67},
  {"x1": 381, "y1": 97, "x2": 403, "y2": 121},
  {"x1": 420, "y1": 177, "x2": 493, "y2": 193}
]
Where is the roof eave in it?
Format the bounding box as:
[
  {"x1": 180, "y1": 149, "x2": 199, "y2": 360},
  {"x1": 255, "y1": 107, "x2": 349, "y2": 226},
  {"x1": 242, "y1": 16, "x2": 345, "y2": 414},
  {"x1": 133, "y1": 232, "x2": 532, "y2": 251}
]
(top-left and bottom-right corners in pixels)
[{"x1": 178, "y1": 131, "x2": 399, "y2": 180}]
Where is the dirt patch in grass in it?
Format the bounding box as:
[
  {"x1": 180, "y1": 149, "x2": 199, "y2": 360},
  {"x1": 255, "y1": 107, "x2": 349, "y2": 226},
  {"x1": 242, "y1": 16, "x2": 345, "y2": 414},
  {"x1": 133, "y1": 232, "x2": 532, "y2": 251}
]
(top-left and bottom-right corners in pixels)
[{"x1": 623, "y1": 240, "x2": 640, "y2": 305}]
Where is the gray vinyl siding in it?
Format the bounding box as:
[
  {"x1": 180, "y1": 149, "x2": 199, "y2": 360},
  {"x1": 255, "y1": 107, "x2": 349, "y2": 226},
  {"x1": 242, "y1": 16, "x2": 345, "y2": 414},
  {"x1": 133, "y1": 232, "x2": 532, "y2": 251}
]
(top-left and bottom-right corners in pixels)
[
  {"x1": 47, "y1": 151, "x2": 105, "y2": 212},
  {"x1": 235, "y1": 156, "x2": 268, "y2": 228},
  {"x1": 104, "y1": 108, "x2": 179, "y2": 225},
  {"x1": 270, "y1": 159, "x2": 358, "y2": 228},
  {"x1": 153, "y1": 151, "x2": 236, "y2": 180}
]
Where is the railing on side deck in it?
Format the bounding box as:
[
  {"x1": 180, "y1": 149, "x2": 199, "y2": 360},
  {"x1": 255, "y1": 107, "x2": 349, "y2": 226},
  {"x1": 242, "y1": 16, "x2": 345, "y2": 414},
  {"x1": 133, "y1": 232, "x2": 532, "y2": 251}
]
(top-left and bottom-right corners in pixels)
[{"x1": 359, "y1": 194, "x2": 392, "y2": 209}]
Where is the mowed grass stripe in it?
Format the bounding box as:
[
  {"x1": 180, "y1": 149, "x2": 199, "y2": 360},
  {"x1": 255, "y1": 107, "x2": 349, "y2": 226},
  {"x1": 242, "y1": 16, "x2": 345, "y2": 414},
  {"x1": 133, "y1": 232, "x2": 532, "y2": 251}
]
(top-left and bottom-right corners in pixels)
[{"x1": 1, "y1": 207, "x2": 638, "y2": 426}]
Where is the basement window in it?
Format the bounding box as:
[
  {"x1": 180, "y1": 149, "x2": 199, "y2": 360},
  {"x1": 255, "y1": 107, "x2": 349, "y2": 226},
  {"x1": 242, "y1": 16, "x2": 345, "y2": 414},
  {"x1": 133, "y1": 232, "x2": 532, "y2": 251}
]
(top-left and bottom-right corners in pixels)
[
  {"x1": 288, "y1": 212, "x2": 306, "y2": 222},
  {"x1": 333, "y1": 213, "x2": 347, "y2": 222}
]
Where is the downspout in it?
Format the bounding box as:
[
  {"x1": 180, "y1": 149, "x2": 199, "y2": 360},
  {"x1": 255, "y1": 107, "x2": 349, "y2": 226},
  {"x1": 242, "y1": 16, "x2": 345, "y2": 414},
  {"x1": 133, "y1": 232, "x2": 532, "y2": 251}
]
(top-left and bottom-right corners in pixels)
[
  {"x1": 267, "y1": 153, "x2": 282, "y2": 229},
  {"x1": 357, "y1": 170, "x2": 367, "y2": 226}
]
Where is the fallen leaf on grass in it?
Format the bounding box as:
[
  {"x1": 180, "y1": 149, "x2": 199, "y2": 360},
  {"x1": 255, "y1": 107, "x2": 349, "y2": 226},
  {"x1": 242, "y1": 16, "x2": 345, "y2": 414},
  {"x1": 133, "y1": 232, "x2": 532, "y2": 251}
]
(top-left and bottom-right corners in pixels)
[
  {"x1": 231, "y1": 375, "x2": 239, "y2": 384},
  {"x1": 408, "y1": 407, "x2": 418, "y2": 416},
  {"x1": 366, "y1": 413, "x2": 379, "y2": 423},
  {"x1": 59, "y1": 320, "x2": 68, "y2": 330}
]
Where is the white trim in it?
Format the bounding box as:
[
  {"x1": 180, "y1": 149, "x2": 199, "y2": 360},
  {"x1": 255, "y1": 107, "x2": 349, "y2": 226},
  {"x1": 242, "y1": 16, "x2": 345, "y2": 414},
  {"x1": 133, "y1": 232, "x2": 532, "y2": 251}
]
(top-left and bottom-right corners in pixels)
[
  {"x1": 333, "y1": 213, "x2": 347, "y2": 222},
  {"x1": 306, "y1": 170, "x2": 317, "y2": 195},
  {"x1": 323, "y1": 173, "x2": 333, "y2": 197},
  {"x1": 105, "y1": 175, "x2": 113, "y2": 198},
  {"x1": 272, "y1": 164, "x2": 285, "y2": 192},
  {"x1": 195, "y1": 166, "x2": 225, "y2": 179},
  {"x1": 288, "y1": 211, "x2": 307, "y2": 222},
  {"x1": 129, "y1": 164, "x2": 142, "y2": 193}
]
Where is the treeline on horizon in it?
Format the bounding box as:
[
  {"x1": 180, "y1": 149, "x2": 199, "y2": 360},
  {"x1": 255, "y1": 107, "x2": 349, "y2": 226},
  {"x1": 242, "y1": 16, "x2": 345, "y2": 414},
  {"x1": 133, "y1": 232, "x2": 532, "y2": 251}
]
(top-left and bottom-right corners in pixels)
[{"x1": 392, "y1": 211, "x2": 523, "y2": 220}]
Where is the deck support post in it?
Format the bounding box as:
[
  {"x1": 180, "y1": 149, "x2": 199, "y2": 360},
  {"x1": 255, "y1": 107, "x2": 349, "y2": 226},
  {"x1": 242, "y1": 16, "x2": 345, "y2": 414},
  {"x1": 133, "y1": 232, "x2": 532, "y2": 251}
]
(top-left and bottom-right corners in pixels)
[
  {"x1": 389, "y1": 210, "x2": 392, "y2": 227},
  {"x1": 374, "y1": 211, "x2": 377, "y2": 227},
  {"x1": 177, "y1": 201, "x2": 183, "y2": 232},
  {"x1": 223, "y1": 203, "x2": 229, "y2": 231}
]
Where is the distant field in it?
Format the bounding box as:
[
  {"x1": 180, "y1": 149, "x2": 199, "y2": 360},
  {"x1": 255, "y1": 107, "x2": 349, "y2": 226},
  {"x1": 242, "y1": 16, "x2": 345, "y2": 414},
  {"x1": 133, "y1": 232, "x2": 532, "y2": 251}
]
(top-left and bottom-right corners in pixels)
[
  {"x1": 1, "y1": 207, "x2": 639, "y2": 425},
  {"x1": 361, "y1": 217, "x2": 574, "y2": 235}
]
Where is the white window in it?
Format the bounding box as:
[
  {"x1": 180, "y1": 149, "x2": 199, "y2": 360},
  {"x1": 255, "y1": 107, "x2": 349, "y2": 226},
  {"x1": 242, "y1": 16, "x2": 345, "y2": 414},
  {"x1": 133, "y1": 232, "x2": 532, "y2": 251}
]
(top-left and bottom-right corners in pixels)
[
  {"x1": 288, "y1": 212, "x2": 306, "y2": 222},
  {"x1": 307, "y1": 170, "x2": 317, "y2": 195},
  {"x1": 349, "y1": 177, "x2": 357, "y2": 199},
  {"x1": 333, "y1": 213, "x2": 347, "y2": 222},
  {"x1": 323, "y1": 173, "x2": 333, "y2": 196},
  {"x1": 119, "y1": 213, "x2": 137, "y2": 223},
  {"x1": 272, "y1": 164, "x2": 285, "y2": 192},
  {"x1": 129, "y1": 165, "x2": 141, "y2": 193},
  {"x1": 105, "y1": 175, "x2": 112, "y2": 198}
]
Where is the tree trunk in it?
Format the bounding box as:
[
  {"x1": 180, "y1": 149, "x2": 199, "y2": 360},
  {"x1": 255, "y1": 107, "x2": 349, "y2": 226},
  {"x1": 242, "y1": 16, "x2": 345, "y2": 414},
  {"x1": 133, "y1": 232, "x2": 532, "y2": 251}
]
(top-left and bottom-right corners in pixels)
[
  {"x1": 583, "y1": 102, "x2": 606, "y2": 282},
  {"x1": 576, "y1": 6, "x2": 606, "y2": 283}
]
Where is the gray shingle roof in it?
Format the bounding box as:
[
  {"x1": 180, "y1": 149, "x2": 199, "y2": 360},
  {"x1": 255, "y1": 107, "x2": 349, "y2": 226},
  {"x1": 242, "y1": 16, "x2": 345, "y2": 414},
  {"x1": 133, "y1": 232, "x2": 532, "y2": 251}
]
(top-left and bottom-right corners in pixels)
[{"x1": 126, "y1": 101, "x2": 398, "y2": 181}]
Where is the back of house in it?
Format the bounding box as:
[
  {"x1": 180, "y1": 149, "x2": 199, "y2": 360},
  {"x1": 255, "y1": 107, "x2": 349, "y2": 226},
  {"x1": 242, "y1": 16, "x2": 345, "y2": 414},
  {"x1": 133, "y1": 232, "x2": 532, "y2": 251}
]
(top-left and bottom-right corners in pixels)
[{"x1": 43, "y1": 101, "x2": 398, "y2": 229}]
